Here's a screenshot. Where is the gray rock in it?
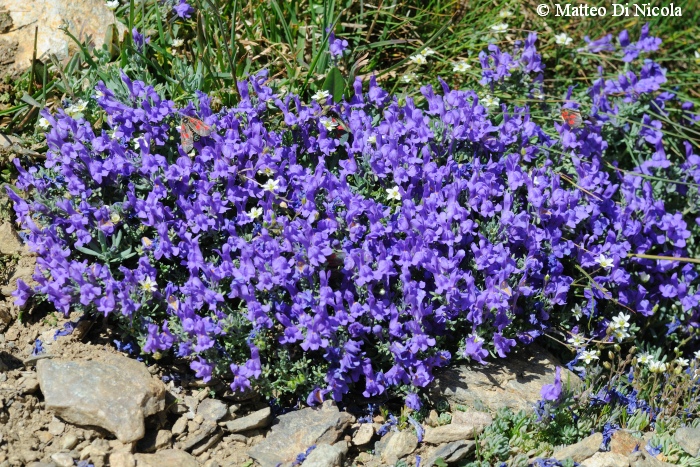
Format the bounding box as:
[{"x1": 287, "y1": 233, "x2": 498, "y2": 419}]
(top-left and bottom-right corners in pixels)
[
  {"x1": 137, "y1": 429, "x2": 172, "y2": 453},
  {"x1": 0, "y1": 222, "x2": 23, "y2": 255},
  {"x1": 50, "y1": 452, "x2": 75, "y2": 467},
  {"x1": 248, "y1": 401, "x2": 354, "y2": 467},
  {"x1": 37, "y1": 353, "x2": 166, "y2": 443},
  {"x1": 582, "y1": 452, "x2": 629, "y2": 467},
  {"x1": 0, "y1": 0, "x2": 127, "y2": 75},
  {"x1": 451, "y1": 410, "x2": 493, "y2": 429},
  {"x1": 47, "y1": 418, "x2": 66, "y2": 436},
  {"x1": 172, "y1": 415, "x2": 188, "y2": 436},
  {"x1": 182, "y1": 422, "x2": 217, "y2": 451},
  {"x1": 374, "y1": 430, "x2": 418, "y2": 465},
  {"x1": 191, "y1": 431, "x2": 223, "y2": 456},
  {"x1": 301, "y1": 443, "x2": 346, "y2": 467},
  {"x1": 223, "y1": 407, "x2": 271, "y2": 433},
  {"x1": 109, "y1": 452, "x2": 136, "y2": 467},
  {"x1": 423, "y1": 440, "x2": 476, "y2": 467},
  {"x1": 428, "y1": 344, "x2": 579, "y2": 412},
  {"x1": 133, "y1": 449, "x2": 197, "y2": 467},
  {"x1": 61, "y1": 433, "x2": 79, "y2": 450},
  {"x1": 197, "y1": 399, "x2": 228, "y2": 423},
  {"x1": 555, "y1": 433, "x2": 603, "y2": 463},
  {"x1": 352, "y1": 423, "x2": 374, "y2": 446},
  {"x1": 675, "y1": 427, "x2": 700, "y2": 457},
  {"x1": 628, "y1": 451, "x2": 677, "y2": 467},
  {"x1": 423, "y1": 424, "x2": 481, "y2": 444}
]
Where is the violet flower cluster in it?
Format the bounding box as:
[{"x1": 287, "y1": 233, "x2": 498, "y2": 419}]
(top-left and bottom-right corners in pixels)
[{"x1": 9, "y1": 25, "x2": 699, "y2": 404}]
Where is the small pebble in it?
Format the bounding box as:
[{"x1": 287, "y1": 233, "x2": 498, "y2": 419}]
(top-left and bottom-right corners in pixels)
[
  {"x1": 61, "y1": 434, "x2": 79, "y2": 450},
  {"x1": 48, "y1": 418, "x2": 66, "y2": 436},
  {"x1": 51, "y1": 453, "x2": 75, "y2": 467}
]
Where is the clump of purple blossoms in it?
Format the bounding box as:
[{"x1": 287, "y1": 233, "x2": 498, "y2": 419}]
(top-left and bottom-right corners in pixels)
[
  {"x1": 328, "y1": 31, "x2": 349, "y2": 59},
  {"x1": 173, "y1": 0, "x2": 194, "y2": 19},
  {"x1": 8, "y1": 23, "x2": 699, "y2": 404}
]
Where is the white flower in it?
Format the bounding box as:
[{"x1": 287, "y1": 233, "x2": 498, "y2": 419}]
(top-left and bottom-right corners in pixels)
[
  {"x1": 452, "y1": 60, "x2": 471, "y2": 73},
  {"x1": 567, "y1": 334, "x2": 586, "y2": 348},
  {"x1": 554, "y1": 33, "x2": 573, "y2": 46},
  {"x1": 533, "y1": 90, "x2": 545, "y2": 100},
  {"x1": 38, "y1": 117, "x2": 50, "y2": 130},
  {"x1": 409, "y1": 54, "x2": 427, "y2": 65},
  {"x1": 612, "y1": 328, "x2": 631, "y2": 342},
  {"x1": 400, "y1": 72, "x2": 417, "y2": 83},
  {"x1": 249, "y1": 207, "x2": 263, "y2": 219},
  {"x1": 491, "y1": 23, "x2": 508, "y2": 34},
  {"x1": 320, "y1": 117, "x2": 338, "y2": 131},
  {"x1": 595, "y1": 253, "x2": 614, "y2": 269},
  {"x1": 367, "y1": 135, "x2": 376, "y2": 144},
  {"x1": 572, "y1": 303, "x2": 583, "y2": 321},
  {"x1": 695, "y1": 50, "x2": 700, "y2": 64},
  {"x1": 110, "y1": 212, "x2": 121, "y2": 224},
  {"x1": 580, "y1": 350, "x2": 599, "y2": 364},
  {"x1": 695, "y1": 349, "x2": 700, "y2": 360},
  {"x1": 648, "y1": 360, "x2": 668, "y2": 373},
  {"x1": 139, "y1": 277, "x2": 157, "y2": 293},
  {"x1": 262, "y1": 179, "x2": 280, "y2": 192},
  {"x1": 65, "y1": 99, "x2": 88, "y2": 117},
  {"x1": 105, "y1": 0, "x2": 119, "y2": 10},
  {"x1": 421, "y1": 47, "x2": 436, "y2": 56},
  {"x1": 611, "y1": 312, "x2": 631, "y2": 330},
  {"x1": 638, "y1": 353, "x2": 653, "y2": 365},
  {"x1": 172, "y1": 38, "x2": 184, "y2": 48},
  {"x1": 675, "y1": 358, "x2": 689, "y2": 367},
  {"x1": 386, "y1": 186, "x2": 401, "y2": 201},
  {"x1": 498, "y1": 10, "x2": 513, "y2": 18},
  {"x1": 481, "y1": 95, "x2": 499, "y2": 108},
  {"x1": 312, "y1": 90, "x2": 330, "y2": 101}
]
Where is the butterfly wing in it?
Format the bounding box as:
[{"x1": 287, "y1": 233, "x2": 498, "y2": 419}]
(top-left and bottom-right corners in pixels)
[
  {"x1": 185, "y1": 116, "x2": 212, "y2": 137},
  {"x1": 180, "y1": 122, "x2": 194, "y2": 153},
  {"x1": 561, "y1": 109, "x2": 583, "y2": 127}
]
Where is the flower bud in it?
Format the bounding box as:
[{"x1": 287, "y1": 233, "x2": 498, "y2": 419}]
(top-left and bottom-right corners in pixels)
[
  {"x1": 608, "y1": 351, "x2": 615, "y2": 361},
  {"x1": 603, "y1": 362, "x2": 612, "y2": 370},
  {"x1": 614, "y1": 344, "x2": 621, "y2": 353},
  {"x1": 629, "y1": 346, "x2": 637, "y2": 355}
]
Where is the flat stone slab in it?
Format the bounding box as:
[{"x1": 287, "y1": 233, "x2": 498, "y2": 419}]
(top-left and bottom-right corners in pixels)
[
  {"x1": 248, "y1": 401, "x2": 354, "y2": 467},
  {"x1": 428, "y1": 344, "x2": 579, "y2": 412},
  {"x1": 37, "y1": 352, "x2": 166, "y2": 442}
]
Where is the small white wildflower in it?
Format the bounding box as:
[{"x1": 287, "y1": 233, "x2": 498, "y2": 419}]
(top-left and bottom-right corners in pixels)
[
  {"x1": 367, "y1": 135, "x2": 376, "y2": 144},
  {"x1": 675, "y1": 358, "x2": 689, "y2": 367},
  {"x1": 312, "y1": 90, "x2": 330, "y2": 101},
  {"x1": 37, "y1": 117, "x2": 50, "y2": 130},
  {"x1": 580, "y1": 350, "x2": 599, "y2": 364},
  {"x1": 648, "y1": 360, "x2": 667, "y2": 373},
  {"x1": 637, "y1": 353, "x2": 653, "y2": 365},
  {"x1": 491, "y1": 23, "x2": 508, "y2": 34},
  {"x1": 533, "y1": 90, "x2": 545, "y2": 100},
  {"x1": 554, "y1": 33, "x2": 573, "y2": 46},
  {"x1": 572, "y1": 303, "x2": 583, "y2": 321},
  {"x1": 172, "y1": 38, "x2": 184, "y2": 48},
  {"x1": 257, "y1": 167, "x2": 275, "y2": 176},
  {"x1": 421, "y1": 47, "x2": 436, "y2": 56},
  {"x1": 139, "y1": 277, "x2": 157, "y2": 293},
  {"x1": 400, "y1": 72, "x2": 417, "y2": 83},
  {"x1": 567, "y1": 334, "x2": 586, "y2": 348},
  {"x1": 110, "y1": 212, "x2": 121, "y2": 224},
  {"x1": 105, "y1": 0, "x2": 119, "y2": 10},
  {"x1": 452, "y1": 60, "x2": 471, "y2": 73},
  {"x1": 695, "y1": 50, "x2": 700, "y2": 64},
  {"x1": 386, "y1": 186, "x2": 401, "y2": 201},
  {"x1": 249, "y1": 207, "x2": 263, "y2": 219},
  {"x1": 320, "y1": 117, "x2": 338, "y2": 131},
  {"x1": 262, "y1": 179, "x2": 280, "y2": 192},
  {"x1": 498, "y1": 10, "x2": 513, "y2": 18},
  {"x1": 65, "y1": 99, "x2": 88, "y2": 117},
  {"x1": 612, "y1": 328, "x2": 631, "y2": 342},
  {"x1": 695, "y1": 349, "x2": 700, "y2": 360},
  {"x1": 481, "y1": 95, "x2": 500, "y2": 108},
  {"x1": 409, "y1": 54, "x2": 427, "y2": 65},
  {"x1": 595, "y1": 253, "x2": 614, "y2": 269},
  {"x1": 611, "y1": 312, "x2": 631, "y2": 330}
]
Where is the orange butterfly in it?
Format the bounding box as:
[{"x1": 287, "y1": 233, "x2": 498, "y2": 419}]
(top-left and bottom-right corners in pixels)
[
  {"x1": 561, "y1": 108, "x2": 583, "y2": 127},
  {"x1": 180, "y1": 116, "x2": 213, "y2": 152}
]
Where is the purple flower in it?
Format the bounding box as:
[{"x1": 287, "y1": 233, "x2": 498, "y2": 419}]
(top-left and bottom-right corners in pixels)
[
  {"x1": 328, "y1": 31, "x2": 349, "y2": 59},
  {"x1": 132, "y1": 28, "x2": 150, "y2": 53},
  {"x1": 173, "y1": 0, "x2": 194, "y2": 18},
  {"x1": 405, "y1": 393, "x2": 422, "y2": 410},
  {"x1": 540, "y1": 366, "x2": 562, "y2": 402}
]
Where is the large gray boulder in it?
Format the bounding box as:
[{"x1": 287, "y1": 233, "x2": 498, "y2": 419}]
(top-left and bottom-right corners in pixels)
[
  {"x1": 37, "y1": 352, "x2": 166, "y2": 442},
  {"x1": 428, "y1": 344, "x2": 579, "y2": 412}
]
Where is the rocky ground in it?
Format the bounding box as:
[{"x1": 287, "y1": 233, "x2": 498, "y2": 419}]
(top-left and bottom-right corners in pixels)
[{"x1": 0, "y1": 231, "x2": 699, "y2": 467}]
